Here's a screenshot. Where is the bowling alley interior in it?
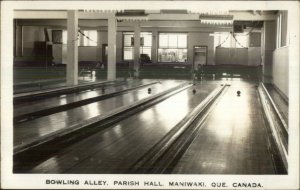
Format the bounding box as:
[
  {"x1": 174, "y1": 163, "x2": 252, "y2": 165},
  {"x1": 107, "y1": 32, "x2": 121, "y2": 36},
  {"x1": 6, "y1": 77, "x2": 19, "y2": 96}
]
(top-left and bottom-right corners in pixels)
[{"x1": 10, "y1": 8, "x2": 294, "y2": 174}]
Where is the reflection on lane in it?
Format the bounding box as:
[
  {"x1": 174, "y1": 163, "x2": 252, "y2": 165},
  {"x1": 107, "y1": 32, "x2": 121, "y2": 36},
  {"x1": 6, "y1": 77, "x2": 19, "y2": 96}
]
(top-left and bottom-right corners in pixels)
[
  {"x1": 14, "y1": 80, "x2": 183, "y2": 147},
  {"x1": 210, "y1": 83, "x2": 251, "y2": 139},
  {"x1": 29, "y1": 82, "x2": 219, "y2": 173},
  {"x1": 140, "y1": 90, "x2": 189, "y2": 130},
  {"x1": 14, "y1": 80, "x2": 149, "y2": 116}
]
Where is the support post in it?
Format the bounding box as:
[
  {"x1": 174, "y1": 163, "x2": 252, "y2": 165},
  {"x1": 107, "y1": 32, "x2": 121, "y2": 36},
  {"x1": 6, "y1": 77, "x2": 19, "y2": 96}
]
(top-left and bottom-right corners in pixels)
[
  {"x1": 107, "y1": 17, "x2": 117, "y2": 80},
  {"x1": 66, "y1": 10, "x2": 78, "y2": 86},
  {"x1": 134, "y1": 24, "x2": 141, "y2": 77},
  {"x1": 151, "y1": 30, "x2": 158, "y2": 63}
]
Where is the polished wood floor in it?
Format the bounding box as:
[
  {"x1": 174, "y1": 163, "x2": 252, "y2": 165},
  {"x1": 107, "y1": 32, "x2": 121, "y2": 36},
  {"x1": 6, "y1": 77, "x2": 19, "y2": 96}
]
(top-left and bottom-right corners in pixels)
[
  {"x1": 26, "y1": 82, "x2": 219, "y2": 173},
  {"x1": 14, "y1": 80, "x2": 143, "y2": 117},
  {"x1": 172, "y1": 81, "x2": 276, "y2": 174},
  {"x1": 14, "y1": 80, "x2": 284, "y2": 174},
  {"x1": 14, "y1": 80, "x2": 182, "y2": 147}
]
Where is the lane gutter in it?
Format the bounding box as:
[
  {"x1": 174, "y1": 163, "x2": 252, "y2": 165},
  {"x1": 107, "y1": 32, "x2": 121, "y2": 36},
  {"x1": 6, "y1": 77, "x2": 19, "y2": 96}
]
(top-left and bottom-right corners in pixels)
[
  {"x1": 258, "y1": 83, "x2": 288, "y2": 173},
  {"x1": 261, "y1": 83, "x2": 288, "y2": 133}
]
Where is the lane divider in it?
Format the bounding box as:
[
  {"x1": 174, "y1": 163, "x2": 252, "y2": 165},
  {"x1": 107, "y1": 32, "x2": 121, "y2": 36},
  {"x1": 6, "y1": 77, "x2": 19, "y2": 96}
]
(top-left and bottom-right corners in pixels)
[
  {"x1": 258, "y1": 83, "x2": 288, "y2": 173},
  {"x1": 14, "y1": 81, "x2": 159, "y2": 124},
  {"x1": 130, "y1": 84, "x2": 228, "y2": 173}
]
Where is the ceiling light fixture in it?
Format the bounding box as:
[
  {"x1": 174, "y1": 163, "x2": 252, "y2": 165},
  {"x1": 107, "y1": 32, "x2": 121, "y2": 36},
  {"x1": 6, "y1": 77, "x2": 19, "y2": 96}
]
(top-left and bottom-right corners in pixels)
[{"x1": 200, "y1": 14, "x2": 233, "y2": 25}]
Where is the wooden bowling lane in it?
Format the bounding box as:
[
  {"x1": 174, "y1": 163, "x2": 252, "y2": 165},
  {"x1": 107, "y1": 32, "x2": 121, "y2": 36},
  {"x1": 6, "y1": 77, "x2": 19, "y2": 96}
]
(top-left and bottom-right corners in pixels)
[
  {"x1": 14, "y1": 79, "x2": 152, "y2": 118},
  {"x1": 264, "y1": 83, "x2": 288, "y2": 125},
  {"x1": 13, "y1": 80, "x2": 183, "y2": 148},
  {"x1": 172, "y1": 81, "x2": 279, "y2": 174},
  {"x1": 26, "y1": 82, "x2": 220, "y2": 173}
]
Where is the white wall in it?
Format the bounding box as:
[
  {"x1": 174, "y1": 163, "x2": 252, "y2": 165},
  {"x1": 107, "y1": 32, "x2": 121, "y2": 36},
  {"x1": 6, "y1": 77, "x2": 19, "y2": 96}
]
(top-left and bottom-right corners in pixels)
[
  {"x1": 263, "y1": 21, "x2": 276, "y2": 77},
  {"x1": 248, "y1": 47, "x2": 261, "y2": 66},
  {"x1": 272, "y1": 46, "x2": 288, "y2": 97}
]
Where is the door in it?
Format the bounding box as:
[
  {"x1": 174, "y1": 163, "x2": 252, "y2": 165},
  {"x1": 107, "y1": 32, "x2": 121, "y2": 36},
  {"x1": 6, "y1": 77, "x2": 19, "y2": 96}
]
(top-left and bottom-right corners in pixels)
[
  {"x1": 193, "y1": 46, "x2": 207, "y2": 71},
  {"x1": 102, "y1": 44, "x2": 108, "y2": 65}
]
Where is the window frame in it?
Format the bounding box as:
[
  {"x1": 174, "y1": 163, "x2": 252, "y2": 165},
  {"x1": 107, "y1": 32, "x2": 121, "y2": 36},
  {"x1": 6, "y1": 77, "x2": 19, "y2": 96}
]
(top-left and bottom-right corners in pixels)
[
  {"x1": 234, "y1": 33, "x2": 249, "y2": 48},
  {"x1": 52, "y1": 30, "x2": 64, "y2": 44},
  {"x1": 61, "y1": 30, "x2": 98, "y2": 47},
  {"x1": 157, "y1": 32, "x2": 188, "y2": 63},
  {"x1": 122, "y1": 32, "x2": 152, "y2": 61},
  {"x1": 214, "y1": 32, "x2": 249, "y2": 49},
  {"x1": 79, "y1": 30, "x2": 98, "y2": 47}
]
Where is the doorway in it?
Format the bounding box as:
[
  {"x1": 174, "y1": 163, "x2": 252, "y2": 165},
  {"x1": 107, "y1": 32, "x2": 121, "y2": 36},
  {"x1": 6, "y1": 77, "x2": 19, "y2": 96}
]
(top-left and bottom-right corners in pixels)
[
  {"x1": 193, "y1": 46, "x2": 207, "y2": 71},
  {"x1": 102, "y1": 44, "x2": 108, "y2": 67}
]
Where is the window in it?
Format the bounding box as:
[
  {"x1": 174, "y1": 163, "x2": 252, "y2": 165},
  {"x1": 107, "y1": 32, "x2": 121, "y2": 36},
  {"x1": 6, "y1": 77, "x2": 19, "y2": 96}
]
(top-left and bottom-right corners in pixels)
[
  {"x1": 123, "y1": 32, "x2": 152, "y2": 61},
  {"x1": 80, "y1": 30, "x2": 97, "y2": 46},
  {"x1": 234, "y1": 34, "x2": 248, "y2": 48},
  {"x1": 140, "y1": 32, "x2": 152, "y2": 60},
  {"x1": 249, "y1": 32, "x2": 261, "y2": 47},
  {"x1": 213, "y1": 32, "x2": 248, "y2": 48},
  {"x1": 60, "y1": 30, "x2": 98, "y2": 46},
  {"x1": 158, "y1": 33, "x2": 187, "y2": 62},
  {"x1": 62, "y1": 30, "x2": 67, "y2": 44},
  {"x1": 280, "y1": 11, "x2": 288, "y2": 47},
  {"x1": 277, "y1": 11, "x2": 288, "y2": 48},
  {"x1": 213, "y1": 32, "x2": 231, "y2": 48}
]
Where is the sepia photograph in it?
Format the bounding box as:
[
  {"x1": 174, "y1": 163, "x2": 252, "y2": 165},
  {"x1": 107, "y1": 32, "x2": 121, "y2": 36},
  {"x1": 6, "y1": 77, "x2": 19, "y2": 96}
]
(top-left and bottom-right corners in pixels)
[{"x1": 1, "y1": 0, "x2": 299, "y2": 189}]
